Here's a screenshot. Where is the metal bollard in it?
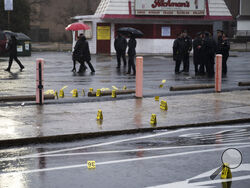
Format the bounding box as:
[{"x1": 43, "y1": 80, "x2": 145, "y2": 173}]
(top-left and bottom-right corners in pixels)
[
  {"x1": 136, "y1": 56, "x2": 143, "y2": 98},
  {"x1": 215, "y1": 54, "x2": 222, "y2": 93},
  {"x1": 36, "y1": 58, "x2": 44, "y2": 105}
]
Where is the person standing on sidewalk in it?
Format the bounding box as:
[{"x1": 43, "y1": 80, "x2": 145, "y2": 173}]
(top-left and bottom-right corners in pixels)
[
  {"x1": 221, "y1": 33, "x2": 230, "y2": 75},
  {"x1": 5, "y1": 35, "x2": 24, "y2": 72},
  {"x1": 78, "y1": 35, "x2": 95, "y2": 73},
  {"x1": 127, "y1": 35, "x2": 136, "y2": 75},
  {"x1": 182, "y1": 30, "x2": 192, "y2": 73},
  {"x1": 173, "y1": 32, "x2": 184, "y2": 74},
  {"x1": 114, "y1": 33, "x2": 127, "y2": 68},
  {"x1": 193, "y1": 32, "x2": 202, "y2": 75}
]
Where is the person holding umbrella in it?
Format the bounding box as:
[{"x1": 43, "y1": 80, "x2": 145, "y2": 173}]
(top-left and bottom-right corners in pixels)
[
  {"x1": 5, "y1": 35, "x2": 24, "y2": 72},
  {"x1": 127, "y1": 34, "x2": 136, "y2": 75},
  {"x1": 114, "y1": 33, "x2": 127, "y2": 68},
  {"x1": 78, "y1": 35, "x2": 95, "y2": 73},
  {"x1": 72, "y1": 34, "x2": 87, "y2": 72}
]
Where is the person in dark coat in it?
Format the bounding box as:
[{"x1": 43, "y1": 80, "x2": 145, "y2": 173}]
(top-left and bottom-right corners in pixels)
[
  {"x1": 114, "y1": 33, "x2": 127, "y2": 68},
  {"x1": 127, "y1": 35, "x2": 136, "y2": 75},
  {"x1": 173, "y1": 33, "x2": 184, "y2": 74},
  {"x1": 72, "y1": 34, "x2": 87, "y2": 72},
  {"x1": 192, "y1": 32, "x2": 203, "y2": 75},
  {"x1": 204, "y1": 32, "x2": 216, "y2": 77},
  {"x1": 5, "y1": 35, "x2": 24, "y2": 71},
  {"x1": 221, "y1": 33, "x2": 230, "y2": 75},
  {"x1": 182, "y1": 30, "x2": 192, "y2": 73},
  {"x1": 78, "y1": 35, "x2": 95, "y2": 73},
  {"x1": 216, "y1": 29, "x2": 223, "y2": 54},
  {"x1": 198, "y1": 32, "x2": 208, "y2": 75}
]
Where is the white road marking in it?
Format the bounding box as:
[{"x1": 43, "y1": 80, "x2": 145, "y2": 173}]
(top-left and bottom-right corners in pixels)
[
  {"x1": 1, "y1": 144, "x2": 250, "y2": 176},
  {"x1": 0, "y1": 142, "x2": 249, "y2": 162}
]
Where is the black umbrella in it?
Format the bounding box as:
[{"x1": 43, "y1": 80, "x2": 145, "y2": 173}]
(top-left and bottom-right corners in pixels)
[{"x1": 117, "y1": 27, "x2": 143, "y2": 38}]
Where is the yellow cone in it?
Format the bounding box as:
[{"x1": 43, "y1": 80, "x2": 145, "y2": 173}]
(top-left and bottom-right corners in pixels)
[
  {"x1": 160, "y1": 100, "x2": 168, "y2": 111},
  {"x1": 155, "y1": 96, "x2": 159, "y2": 101},
  {"x1": 150, "y1": 114, "x2": 157, "y2": 126},
  {"x1": 96, "y1": 109, "x2": 103, "y2": 120}
]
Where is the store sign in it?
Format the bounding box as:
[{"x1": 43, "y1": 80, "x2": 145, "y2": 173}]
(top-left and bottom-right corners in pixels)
[
  {"x1": 135, "y1": 0, "x2": 205, "y2": 16},
  {"x1": 4, "y1": 0, "x2": 13, "y2": 11},
  {"x1": 97, "y1": 26, "x2": 111, "y2": 40}
]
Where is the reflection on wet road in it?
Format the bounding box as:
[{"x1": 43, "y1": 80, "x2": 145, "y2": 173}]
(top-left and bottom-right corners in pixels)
[{"x1": 0, "y1": 124, "x2": 249, "y2": 188}]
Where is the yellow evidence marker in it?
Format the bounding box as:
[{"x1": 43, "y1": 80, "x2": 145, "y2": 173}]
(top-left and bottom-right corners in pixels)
[
  {"x1": 87, "y1": 161, "x2": 96, "y2": 169},
  {"x1": 123, "y1": 85, "x2": 127, "y2": 90},
  {"x1": 96, "y1": 110, "x2": 103, "y2": 120},
  {"x1": 160, "y1": 100, "x2": 168, "y2": 111},
  {"x1": 150, "y1": 114, "x2": 157, "y2": 126},
  {"x1": 96, "y1": 89, "x2": 101, "y2": 97},
  {"x1": 221, "y1": 163, "x2": 232, "y2": 179},
  {"x1": 112, "y1": 86, "x2": 118, "y2": 90},
  {"x1": 59, "y1": 89, "x2": 64, "y2": 98},
  {"x1": 155, "y1": 96, "x2": 159, "y2": 101},
  {"x1": 112, "y1": 90, "x2": 116, "y2": 98},
  {"x1": 71, "y1": 89, "x2": 78, "y2": 97},
  {"x1": 89, "y1": 88, "x2": 93, "y2": 92}
]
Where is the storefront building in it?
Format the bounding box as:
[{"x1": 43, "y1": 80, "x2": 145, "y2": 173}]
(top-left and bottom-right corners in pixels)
[{"x1": 73, "y1": 0, "x2": 232, "y2": 55}]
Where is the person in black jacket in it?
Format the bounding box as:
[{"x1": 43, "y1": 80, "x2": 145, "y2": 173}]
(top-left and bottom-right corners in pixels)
[
  {"x1": 78, "y1": 35, "x2": 95, "y2": 73},
  {"x1": 192, "y1": 32, "x2": 202, "y2": 75},
  {"x1": 173, "y1": 33, "x2": 184, "y2": 74},
  {"x1": 114, "y1": 33, "x2": 127, "y2": 68},
  {"x1": 72, "y1": 34, "x2": 87, "y2": 72},
  {"x1": 221, "y1": 33, "x2": 230, "y2": 75},
  {"x1": 127, "y1": 35, "x2": 136, "y2": 75},
  {"x1": 182, "y1": 30, "x2": 192, "y2": 73},
  {"x1": 5, "y1": 35, "x2": 24, "y2": 71}
]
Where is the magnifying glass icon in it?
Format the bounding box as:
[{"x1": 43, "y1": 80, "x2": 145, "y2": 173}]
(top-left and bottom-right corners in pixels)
[{"x1": 210, "y1": 148, "x2": 242, "y2": 180}]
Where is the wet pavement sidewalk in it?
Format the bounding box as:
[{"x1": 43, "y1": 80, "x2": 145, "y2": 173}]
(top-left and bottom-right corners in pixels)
[
  {"x1": 1, "y1": 52, "x2": 250, "y2": 97},
  {"x1": 0, "y1": 90, "x2": 250, "y2": 145}
]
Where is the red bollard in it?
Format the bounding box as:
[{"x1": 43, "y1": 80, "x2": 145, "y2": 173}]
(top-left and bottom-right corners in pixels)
[
  {"x1": 215, "y1": 54, "x2": 222, "y2": 92},
  {"x1": 36, "y1": 58, "x2": 44, "y2": 105},
  {"x1": 136, "y1": 56, "x2": 143, "y2": 98}
]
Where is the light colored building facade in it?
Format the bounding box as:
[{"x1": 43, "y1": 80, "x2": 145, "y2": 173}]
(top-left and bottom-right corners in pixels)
[{"x1": 73, "y1": 0, "x2": 232, "y2": 55}]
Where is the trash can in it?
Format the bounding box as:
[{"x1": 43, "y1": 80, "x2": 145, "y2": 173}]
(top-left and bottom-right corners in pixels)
[
  {"x1": 15, "y1": 33, "x2": 31, "y2": 56},
  {"x1": 3, "y1": 31, "x2": 32, "y2": 57}
]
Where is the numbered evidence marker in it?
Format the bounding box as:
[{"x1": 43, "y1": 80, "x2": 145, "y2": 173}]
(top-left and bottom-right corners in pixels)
[
  {"x1": 221, "y1": 163, "x2": 232, "y2": 179},
  {"x1": 87, "y1": 161, "x2": 96, "y2": 169},
  {"x1": 160, "y1": 100, "x2": 168, "y2": 111}
]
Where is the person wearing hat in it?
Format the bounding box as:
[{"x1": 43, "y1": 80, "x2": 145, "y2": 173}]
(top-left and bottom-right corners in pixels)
[
  {"x1": 182, "y1": 30, "x2": 192, "y2": 73},
  {"x1": 5, "y1": 35, "x2": 24, "y2": 71}
]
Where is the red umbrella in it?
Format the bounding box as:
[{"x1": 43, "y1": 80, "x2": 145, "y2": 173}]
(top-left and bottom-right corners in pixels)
[{"x1": 65, "y1": 22, "x2": 90, "y2": 31}]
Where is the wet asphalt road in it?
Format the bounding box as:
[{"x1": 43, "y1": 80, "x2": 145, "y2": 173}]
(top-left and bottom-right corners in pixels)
[
  {"x1": 0, "y1": 124, "x2": 249, "y2": 188},
  {"x1": 0, "y1": 52, "x2": 250, "y2": 97}
]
